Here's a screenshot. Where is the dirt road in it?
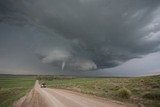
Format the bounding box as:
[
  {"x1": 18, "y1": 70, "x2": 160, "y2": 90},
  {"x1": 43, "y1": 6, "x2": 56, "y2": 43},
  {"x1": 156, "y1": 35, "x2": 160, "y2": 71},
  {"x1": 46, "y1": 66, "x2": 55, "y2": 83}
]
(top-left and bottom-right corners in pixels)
[{"x1": 13, "y1": 80, "x2": 137, "y2": 107}]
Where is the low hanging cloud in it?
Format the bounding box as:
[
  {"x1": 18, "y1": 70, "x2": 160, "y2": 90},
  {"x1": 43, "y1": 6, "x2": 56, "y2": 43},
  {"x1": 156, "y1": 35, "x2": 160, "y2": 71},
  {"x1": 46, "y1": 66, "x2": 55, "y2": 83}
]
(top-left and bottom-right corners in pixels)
[
  {"x1": 0, "y1": 0, "x2": 160, "y2": 72},
  {"x1": 67, "y1": 58, "x2": 97, "y2": 71},
  {"x1": 41, "y1": 49, "x2": 97, "y2": 71},
  {"x1": 42, "y1": 50, "x2": 70, "y2": 64}
]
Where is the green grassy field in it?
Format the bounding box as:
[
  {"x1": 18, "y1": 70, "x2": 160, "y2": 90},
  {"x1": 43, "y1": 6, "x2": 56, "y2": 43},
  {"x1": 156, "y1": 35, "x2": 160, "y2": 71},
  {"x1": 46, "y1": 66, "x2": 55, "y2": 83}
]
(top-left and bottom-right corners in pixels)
[
  {"x1": 0, "y1": 75, "x2": 35, "y2": 107},
  {"x1": 38, "y1": 75, "x2": 160, "y2": 107}
]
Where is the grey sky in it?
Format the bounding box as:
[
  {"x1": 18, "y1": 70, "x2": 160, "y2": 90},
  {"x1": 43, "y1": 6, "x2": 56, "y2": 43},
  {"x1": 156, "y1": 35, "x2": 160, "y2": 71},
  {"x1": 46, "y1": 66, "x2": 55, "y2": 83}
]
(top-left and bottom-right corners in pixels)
[{"x1": 0, "y1": 0, "x2": 160, "y2": 75}]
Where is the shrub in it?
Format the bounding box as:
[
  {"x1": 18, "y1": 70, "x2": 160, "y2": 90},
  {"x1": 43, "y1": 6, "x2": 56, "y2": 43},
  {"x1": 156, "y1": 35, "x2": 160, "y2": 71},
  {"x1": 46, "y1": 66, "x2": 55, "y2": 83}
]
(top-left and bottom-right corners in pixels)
[
  {"x1": 143, "y1": 91, "x2": 160, "y2": 100},
  {"x1": 117, "y1": 87, "x2": 131, "y2": 99}
]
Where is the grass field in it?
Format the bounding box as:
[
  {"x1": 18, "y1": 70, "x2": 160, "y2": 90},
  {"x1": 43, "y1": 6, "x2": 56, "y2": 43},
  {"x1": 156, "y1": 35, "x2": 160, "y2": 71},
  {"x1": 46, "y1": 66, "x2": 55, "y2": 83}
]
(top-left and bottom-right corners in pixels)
[
  {"x1": 0, "y1": 75, "x2": 159, "y2": 107},
  {"x1": 0, "y1": 75, "x2": 35, "y2": 107},
  {"x1": 38, "y1": 75, "x2": 160, "y2": 107}
]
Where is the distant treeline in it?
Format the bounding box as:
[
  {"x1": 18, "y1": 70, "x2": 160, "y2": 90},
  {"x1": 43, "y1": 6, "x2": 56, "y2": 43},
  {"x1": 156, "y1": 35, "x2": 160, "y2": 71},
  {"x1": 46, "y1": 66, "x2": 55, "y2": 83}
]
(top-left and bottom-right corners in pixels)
[{"x1": 36, "y1": 75, "x2": 76, "y2": 81}]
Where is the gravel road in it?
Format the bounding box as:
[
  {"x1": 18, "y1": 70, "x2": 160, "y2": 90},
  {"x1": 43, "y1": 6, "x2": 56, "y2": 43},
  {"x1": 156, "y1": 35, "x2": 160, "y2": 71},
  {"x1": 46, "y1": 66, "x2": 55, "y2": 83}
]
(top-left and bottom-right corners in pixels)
[{"x1": 13, "y1": 80, "x2": 137, "y2": 107}]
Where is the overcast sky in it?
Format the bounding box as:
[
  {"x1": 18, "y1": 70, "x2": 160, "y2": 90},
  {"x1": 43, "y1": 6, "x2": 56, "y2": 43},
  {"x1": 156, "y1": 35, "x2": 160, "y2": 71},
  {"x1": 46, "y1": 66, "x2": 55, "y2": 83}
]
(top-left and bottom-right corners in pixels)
[{"x1": 0, "y1": 0, "x2": 160, "y2": 76}]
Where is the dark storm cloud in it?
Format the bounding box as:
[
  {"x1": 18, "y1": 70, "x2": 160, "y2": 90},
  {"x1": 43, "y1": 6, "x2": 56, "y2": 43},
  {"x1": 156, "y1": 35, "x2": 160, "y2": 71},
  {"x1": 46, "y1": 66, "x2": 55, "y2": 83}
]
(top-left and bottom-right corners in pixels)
[{"x1": 0, "y1": 0, "x2": 160, "y2": 72}]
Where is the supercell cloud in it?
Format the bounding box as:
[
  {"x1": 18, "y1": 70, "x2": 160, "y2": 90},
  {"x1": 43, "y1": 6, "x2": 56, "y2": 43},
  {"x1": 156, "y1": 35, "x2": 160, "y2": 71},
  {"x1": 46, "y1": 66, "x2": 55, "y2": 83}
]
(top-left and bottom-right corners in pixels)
[{"x1": 0, "y1": 0, "x2": 160, "y2": 74}]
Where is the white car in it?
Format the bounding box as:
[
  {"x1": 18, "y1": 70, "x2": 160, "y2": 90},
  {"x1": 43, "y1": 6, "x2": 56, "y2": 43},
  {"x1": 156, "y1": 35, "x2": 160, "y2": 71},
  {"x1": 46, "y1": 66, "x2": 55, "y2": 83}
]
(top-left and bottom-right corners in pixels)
[{"x1": 41, "y1": 82, "x2": 46, "y2": 88}]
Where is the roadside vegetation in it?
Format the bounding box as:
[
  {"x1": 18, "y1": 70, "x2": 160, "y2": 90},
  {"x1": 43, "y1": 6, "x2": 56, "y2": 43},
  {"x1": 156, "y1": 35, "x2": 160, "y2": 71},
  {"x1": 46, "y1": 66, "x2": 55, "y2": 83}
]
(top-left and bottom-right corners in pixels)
[
  {"x1": 0, "y1": 75, "x2": 35, "y2": 107},
  {"x1": 38, "y1": 75, "x2": 160, "y2": 107}
]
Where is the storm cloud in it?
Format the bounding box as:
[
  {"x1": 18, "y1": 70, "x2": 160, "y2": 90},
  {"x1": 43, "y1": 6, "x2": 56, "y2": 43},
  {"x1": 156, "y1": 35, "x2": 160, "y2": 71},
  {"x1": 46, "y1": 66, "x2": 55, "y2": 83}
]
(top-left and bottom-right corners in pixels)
[{"x1": 0, "y1": 0, "x2": 160, "y2": 73}]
